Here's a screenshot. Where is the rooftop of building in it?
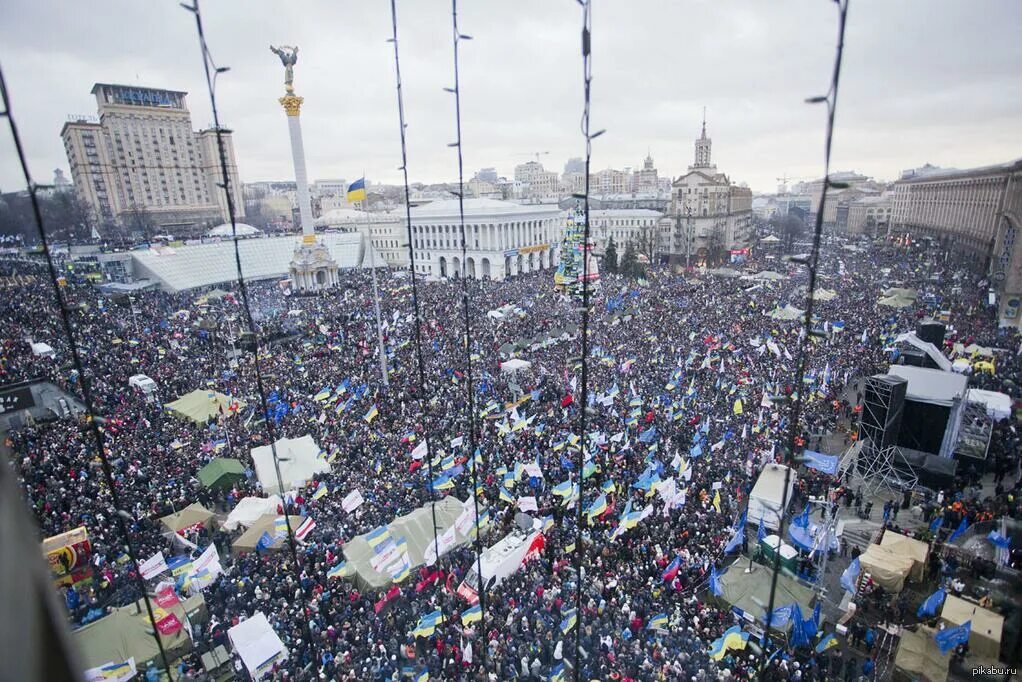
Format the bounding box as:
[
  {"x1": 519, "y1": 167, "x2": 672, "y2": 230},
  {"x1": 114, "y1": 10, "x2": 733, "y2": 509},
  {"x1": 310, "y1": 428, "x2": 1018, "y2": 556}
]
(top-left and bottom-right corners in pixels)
[
  {"x1": 409, "y1": 198, "x2": 564, "y2": 219},
  {"x1": 91, "y1": 83, "x2": 187, "y2": 96},
  {"x1": 589, "y1": 208, "x2": 664, "y2": 217},
  {"x1": 895, "y1": 158, "x2": 1022, "y2": 184}
]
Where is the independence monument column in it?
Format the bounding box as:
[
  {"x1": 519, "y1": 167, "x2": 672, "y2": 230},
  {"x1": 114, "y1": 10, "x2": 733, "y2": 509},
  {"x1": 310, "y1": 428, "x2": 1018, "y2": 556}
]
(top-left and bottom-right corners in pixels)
[{"x1": 271, "y1": 44, "x2": 338, "y2": 292}]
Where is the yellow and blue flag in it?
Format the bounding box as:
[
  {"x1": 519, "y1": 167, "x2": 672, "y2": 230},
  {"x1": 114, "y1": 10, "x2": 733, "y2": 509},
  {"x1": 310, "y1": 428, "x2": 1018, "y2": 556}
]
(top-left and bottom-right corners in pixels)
[
  {"x1": 364, "y1": 405, "x2": 379, "y2": 423},
  {"x1": 366, "y1": 526, "x2": 392, "y2": 552},
  {"x1": 552, "y1": 480, "x2": 573, "y2": 497},
  {"x1": 815, "y1": 632, "x2": 839, "y2": 653},
  {"x1": 312, "y1": 481, "x2": 328, "y2": 500},
  {"x1": 413, "y1": 609, "x2": 443, "y2": 638},
  {"x1": 347, "y1": 177, "x2": 367, "y2": 203},
  {"x1": 499, "y1": 487, "x2": 514, "y2": 503},
  {"x1": 327, "y1": 562, "x2": 348, "y2": 579},
  {"x1": 647, "y1": 612, "x2": 669, "y2": 630},
  {"x1": 586, "y1": 493, "x2": 608, "y2": 523},
  {"x1": 559, "y1": 608, "x2": 577, "y2": 634},
  {"x1": 461, "y1": 603, "x2": 482, "y2": 625},
  {"x1": 708, "y1": 625, "x2": 749, "y2": 660}
]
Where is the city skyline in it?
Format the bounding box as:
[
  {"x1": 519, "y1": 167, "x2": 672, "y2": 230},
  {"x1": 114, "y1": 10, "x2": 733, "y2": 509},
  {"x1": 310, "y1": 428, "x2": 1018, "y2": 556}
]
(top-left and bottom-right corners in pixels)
[{"x1": 1, "y1": 0, "x2": 1020, "y2": 195}]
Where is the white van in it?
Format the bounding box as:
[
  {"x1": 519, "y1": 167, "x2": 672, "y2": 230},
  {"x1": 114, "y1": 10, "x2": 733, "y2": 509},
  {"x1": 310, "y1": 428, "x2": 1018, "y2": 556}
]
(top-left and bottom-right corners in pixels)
[
  {"x1": 457, "y1": 526, "x2": 545, "y2": 604},
  {"x1": 128, "y1": 374, "x2": 158, "y2": 401}
]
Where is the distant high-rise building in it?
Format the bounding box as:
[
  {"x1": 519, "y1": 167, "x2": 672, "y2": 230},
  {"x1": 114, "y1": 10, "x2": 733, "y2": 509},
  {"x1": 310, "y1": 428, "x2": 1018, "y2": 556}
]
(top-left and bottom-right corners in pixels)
[
  {"x1": 61, "y1": 83, "x2": 243, "y2": 237},
  {"x1": 514, "y1": 161, "x2": 559, "y2": 198},
  {"x1": 635, "y1": 152, "x2": 659, "y2": 193},
  {"x1": 475, "y1": 167, "x2": 499, "y2": 184},
  {"x1": 563, "y1": 158, "x2": 585, "y2": 175}
]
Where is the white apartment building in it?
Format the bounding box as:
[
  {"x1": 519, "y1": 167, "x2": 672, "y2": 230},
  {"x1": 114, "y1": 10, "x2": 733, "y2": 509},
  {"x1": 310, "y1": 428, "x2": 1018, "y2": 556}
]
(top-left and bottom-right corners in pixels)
[
  {"x1": 61, "y1": 84, "x2": 243, "y2": 236},
  {"x1": 514, "y1": 161, "x2": 560, "y2": 199},
  {"x1": 408, "y1": 198, "x2": 564, "y2": 280},
  {"x1": 588, "y1": 209, "x2": 664, "y2": 256}
]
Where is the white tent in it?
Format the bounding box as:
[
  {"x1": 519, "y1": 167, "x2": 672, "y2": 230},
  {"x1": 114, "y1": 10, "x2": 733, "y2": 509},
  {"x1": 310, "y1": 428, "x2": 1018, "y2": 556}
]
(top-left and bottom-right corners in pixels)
[
  {"x1": 748, "y1": 464, "x2": 795, "y2": 531},
  {"x1": 760, "y1": 235, "x2": 781, "y2": 244},
  {"x1": 500, "y1": 358, "x2": 532, "y2": 373},
  {"x1": 206, "y1": 222, "x2": 261, "y2": 238},
  {"x1": 228, "y1": 612, "x2": 288, "y2": 680},
  {"x1": 767, "y1": 304, "x2": 804, "y2": 321},
  {"x1": 223, "y1": 495, "x2": 283, "y2": 531},
  {"x1": 887, "y1": 365, "x2": 968, "y2": 407},
  {"x1": 250, "y1": 435, "x2": 328, "y2": 495},
  {"x1": 967, "y1": 389, "x2": 1012, "y2": 421},
  {"x1": 30, "y1": 341, "x2": 55, "y2": 358},
  {"x1": 892, "y1": 332, "x2": 952, "y2": 371}
]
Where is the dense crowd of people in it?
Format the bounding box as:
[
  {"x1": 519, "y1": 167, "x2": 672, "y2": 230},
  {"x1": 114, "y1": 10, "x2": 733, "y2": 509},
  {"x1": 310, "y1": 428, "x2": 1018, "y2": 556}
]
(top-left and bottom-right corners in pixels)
[{"x1": 2, "y1": 233, "x2": 1020, "y2": 681}]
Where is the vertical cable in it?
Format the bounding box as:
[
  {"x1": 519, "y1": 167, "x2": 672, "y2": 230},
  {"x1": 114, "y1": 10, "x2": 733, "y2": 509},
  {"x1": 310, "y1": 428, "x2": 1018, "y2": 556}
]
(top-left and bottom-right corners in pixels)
[
  {"x1": 573, "y1": 2, "x2": 603, "y2": 679},
  {"x1": 0, "y1": 64, "x2": 174, "y2": 679},
  {"x1": 448, "y1": 0, "x2": 488, "y2": 667},
  {"x1": 180, "y1": 0, "x2": 317, "y2": 657},
  {"x1": 760, "y1": 0, "x2": 850, "y2": 666},
  {"x1": 387, "y1": 0, "x2": 443, "y2": 623}
]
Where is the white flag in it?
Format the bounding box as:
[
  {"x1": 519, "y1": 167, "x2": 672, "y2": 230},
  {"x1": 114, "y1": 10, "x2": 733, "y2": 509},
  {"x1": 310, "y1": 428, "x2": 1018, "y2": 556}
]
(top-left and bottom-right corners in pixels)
[
  {"x1": 342, "y1": 489, "x2": 365, "y2": 513},
  {"x1": 518, "y1": 496, "x2": 538, "y2": 512},
  {"x1": 411, "y1": 441, "x2": 428, "y2": 460},
  {"x1": 139, "y1": 551, "x2": 168, "y2": 581}
]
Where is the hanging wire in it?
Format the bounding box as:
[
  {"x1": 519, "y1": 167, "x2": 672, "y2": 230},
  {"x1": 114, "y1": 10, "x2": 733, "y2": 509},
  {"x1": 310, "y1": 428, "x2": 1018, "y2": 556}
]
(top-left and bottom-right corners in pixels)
[
  {"x1": 0, "y1": 63, "x2": 174, "y2": 679},
  {"x1": 387, "y1": 0, "x2": 444, "y2": 622},
  {"x1": 179, "y1": 0, "x2": 318, "y2": 656},
  {"x1": 447, "y1": 0, "x2": 489, "y2": 666},
  {"x1": 760, "y1": 0, "x2": 850, "y2": 666},
  {"x1": 572, "y1": 1, "x2": 604, "y2": 678}
]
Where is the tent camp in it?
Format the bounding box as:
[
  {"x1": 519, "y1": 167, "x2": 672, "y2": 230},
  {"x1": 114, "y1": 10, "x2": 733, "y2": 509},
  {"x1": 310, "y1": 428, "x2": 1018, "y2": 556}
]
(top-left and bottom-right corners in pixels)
[
  {"x1": 500, "y1": 358, "x2": 532, "y2": 373},
  {"x1": 858, "y1": 543, "x2": 915, "y2": 592},
  {"x1": 223, "y1": 495, "x2": 283, "y2": 532},
  {"x1": 160, "y1": 502, "x2": 215, "y2": 534},
  {"x1": 715, "y1": 562, "x2": 815, "y2": 632},
  {"x1": 342, "y1": 497, "x2": 469, "y2": 591},
  {"x1": 232, "y1": 514, "x2": 305, "y2": 554},
  {"x1": 165, "y1": 389, "x2": 244, "y2": 424},
  {"x1": 766, "y1": 304, "x2": 803, "y2": 321},
  {"x1": 811, "y1": 288, "x2": 838, "y2": 302},
  {"x1": 893, "y1": 626, "x2": 949, "y2": 682},
  {"x1": 197, "y1": 458, "x2": 246, "y2": 490},
  {"x1": 250, "y1": 435, "x2": 328, "y2": 494},
  {"x1": 878, "y1": 531, "x2": 929, "y2": 582},
  {"x1": 879, "y1": 287, "x2": 917, "y2": 309},
  {"x1": 72, "y1": 594, "x2": 205, "y2": 671},
  {"x1": 940, "y1": 594, "x2": 1003, "y2": 660},
  {"x1": 748, "y1": 464, "x2": 795, "y2": 531}
]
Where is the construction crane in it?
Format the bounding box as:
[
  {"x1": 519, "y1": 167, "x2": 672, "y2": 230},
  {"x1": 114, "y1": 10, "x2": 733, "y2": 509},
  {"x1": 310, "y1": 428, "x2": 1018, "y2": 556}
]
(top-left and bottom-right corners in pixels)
[
  {"x1": 775, "y1": 174, "x2": 811, "y2": 194},
  {"x1": 513, "y1": 151, "x2": 550, "y2": 164}
]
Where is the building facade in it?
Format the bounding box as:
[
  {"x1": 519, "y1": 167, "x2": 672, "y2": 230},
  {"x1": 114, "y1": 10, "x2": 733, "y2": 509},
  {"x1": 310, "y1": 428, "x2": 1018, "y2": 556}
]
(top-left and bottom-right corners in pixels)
[
  {"x1": 407, "y1": 198, "x2": 564, "y2": 280},
  {"x1": 845, "y1": 195, "x2": 892, "y2": 236},
  {"x1": 891, "y1": 158, "x2": 1022, "y2": 326},
  {"x1": 61, "y1": 84, "x2": 243, "y2": 237},
  {"x1": 588, "y1": 209, "x2": 663, "y2": 257},
  {"x1": 514, "y1": 161, "x2": 560, "y2": 199},
  {"x1": 315, "y1": 208, "x2": 407, "y2": 268},
  {"x1": 665, "y1": 118, "x2": 753, "y2": 264}
]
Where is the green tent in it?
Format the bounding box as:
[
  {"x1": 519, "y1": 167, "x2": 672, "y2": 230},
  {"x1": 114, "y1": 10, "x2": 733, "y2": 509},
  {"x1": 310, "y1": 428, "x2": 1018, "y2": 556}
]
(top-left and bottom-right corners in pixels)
[
  {"x1": 714, "y1": 561, "x2": 815, "y2": 632},
  {"x1": 197, "y1": 458, "x2": 245, "y2": 489},
  {"x1": 72, "y1": 594, "x2": 205, "y2": 671}
]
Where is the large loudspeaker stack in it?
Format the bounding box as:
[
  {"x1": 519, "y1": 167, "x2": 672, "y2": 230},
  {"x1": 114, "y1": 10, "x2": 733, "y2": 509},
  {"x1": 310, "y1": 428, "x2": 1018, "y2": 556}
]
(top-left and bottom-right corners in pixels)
[
  {"x1": 859, "y1": 374, "x2": 907, "y2": 451},
  {"x1": 916, "y1": 321, "x2": 946, "y2": 346}
]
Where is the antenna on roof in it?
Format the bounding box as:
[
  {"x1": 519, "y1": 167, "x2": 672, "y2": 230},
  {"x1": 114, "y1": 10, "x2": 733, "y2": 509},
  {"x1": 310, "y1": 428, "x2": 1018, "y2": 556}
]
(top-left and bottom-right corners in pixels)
[{"x1": 701, "y1": 106, "x2": 707, "y2": 137}]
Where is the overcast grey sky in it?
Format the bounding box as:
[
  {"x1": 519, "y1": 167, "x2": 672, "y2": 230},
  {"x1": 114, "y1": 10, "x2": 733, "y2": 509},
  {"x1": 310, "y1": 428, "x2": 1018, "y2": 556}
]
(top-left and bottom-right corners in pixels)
[{"x1": 1, "y1": 0, "x2": 1019, "y2": 194}]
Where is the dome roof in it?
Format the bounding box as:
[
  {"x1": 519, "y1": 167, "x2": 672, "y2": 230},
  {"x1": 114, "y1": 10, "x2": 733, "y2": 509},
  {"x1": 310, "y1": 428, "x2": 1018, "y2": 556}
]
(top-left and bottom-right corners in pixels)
[{"x1": 207, "y1": 222, "x2": 261, "y2": 237}]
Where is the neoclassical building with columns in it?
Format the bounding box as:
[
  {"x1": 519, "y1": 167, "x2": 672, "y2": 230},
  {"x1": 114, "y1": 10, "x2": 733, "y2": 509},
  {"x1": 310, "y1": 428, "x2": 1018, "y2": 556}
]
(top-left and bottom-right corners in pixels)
[{"x1": 408, "y1": 198, "x2": 564, "y2": 280}]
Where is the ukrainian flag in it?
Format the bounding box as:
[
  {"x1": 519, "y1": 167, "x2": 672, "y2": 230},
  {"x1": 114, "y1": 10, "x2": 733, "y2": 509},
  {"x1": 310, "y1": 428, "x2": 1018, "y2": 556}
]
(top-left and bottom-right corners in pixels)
[
  {"x1": 541, "y1": 515, "x2": 555, "y2": 533},
  {"x1": 392, "y1": 560, "x2": 411, "y2": 583},
  {"x1": 559, "y1": 608, "x2": 577, "y2": 634},
  {"x1": 274, "y1": 516, "x2": 289, "y2": 538},
  {"x1": 601, "y1": 479, "x2": 616, "y2": 495},
  {"x1": 366, "y1": 526, "x2": 392, "y2": 552},
  {"x1": 647, "y1": 612, "x2": 669, "y2": 630},
  {"x1": 327, "y1": 561, "x2": 348, "y2": 579},
  {"x1": 364, "y1": 405, "x2": 379, "y2": 423},
  {"x1": 815, "y1": 632, "x2": 839, "y2": 653},
  {"x1": 99, "y1": 660, "x2": 133, "y2": 678},
  {"x1": 312, "y1": 481, "x2": 329, "y2": 500},
  {"x1": 550, "y1": 662, "x2": 566, "y2": 682},
  {"x1": 565, "y1": 541, "x2": 576, "y2": 553},
  {"x1": 499, "y1": 487, "x2": 514, "y2": 503},
  {"x1": 347, "y1": 177, "x2": 367, "y2": 203},
  {"x1": 586, "y1": 493, "x2": 608, "y2": 522},
  {"x1": 415, "y1": 670, "x2": 429, "y2": 682},
  {"x1": 413, "y1": 609, "x2": 442, "y2": 638},
  {"x1": 712, "y1": 490, "x2": 722, "y2": 513},
  {"x1": 461, "y1": 603, "x2": 482, "y2": 625},
  {"x1": 583, "y1": 461, "x2": 600, "y2": 479},
  {"x1": 708, "y1": 625, "x2": 749, "y2": 660}
]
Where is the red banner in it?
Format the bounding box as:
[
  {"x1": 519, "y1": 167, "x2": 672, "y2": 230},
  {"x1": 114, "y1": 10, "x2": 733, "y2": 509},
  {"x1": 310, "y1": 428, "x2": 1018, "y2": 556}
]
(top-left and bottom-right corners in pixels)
[{"x1": 154, "y1": 586, "x2": 180, "y2": 609}]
